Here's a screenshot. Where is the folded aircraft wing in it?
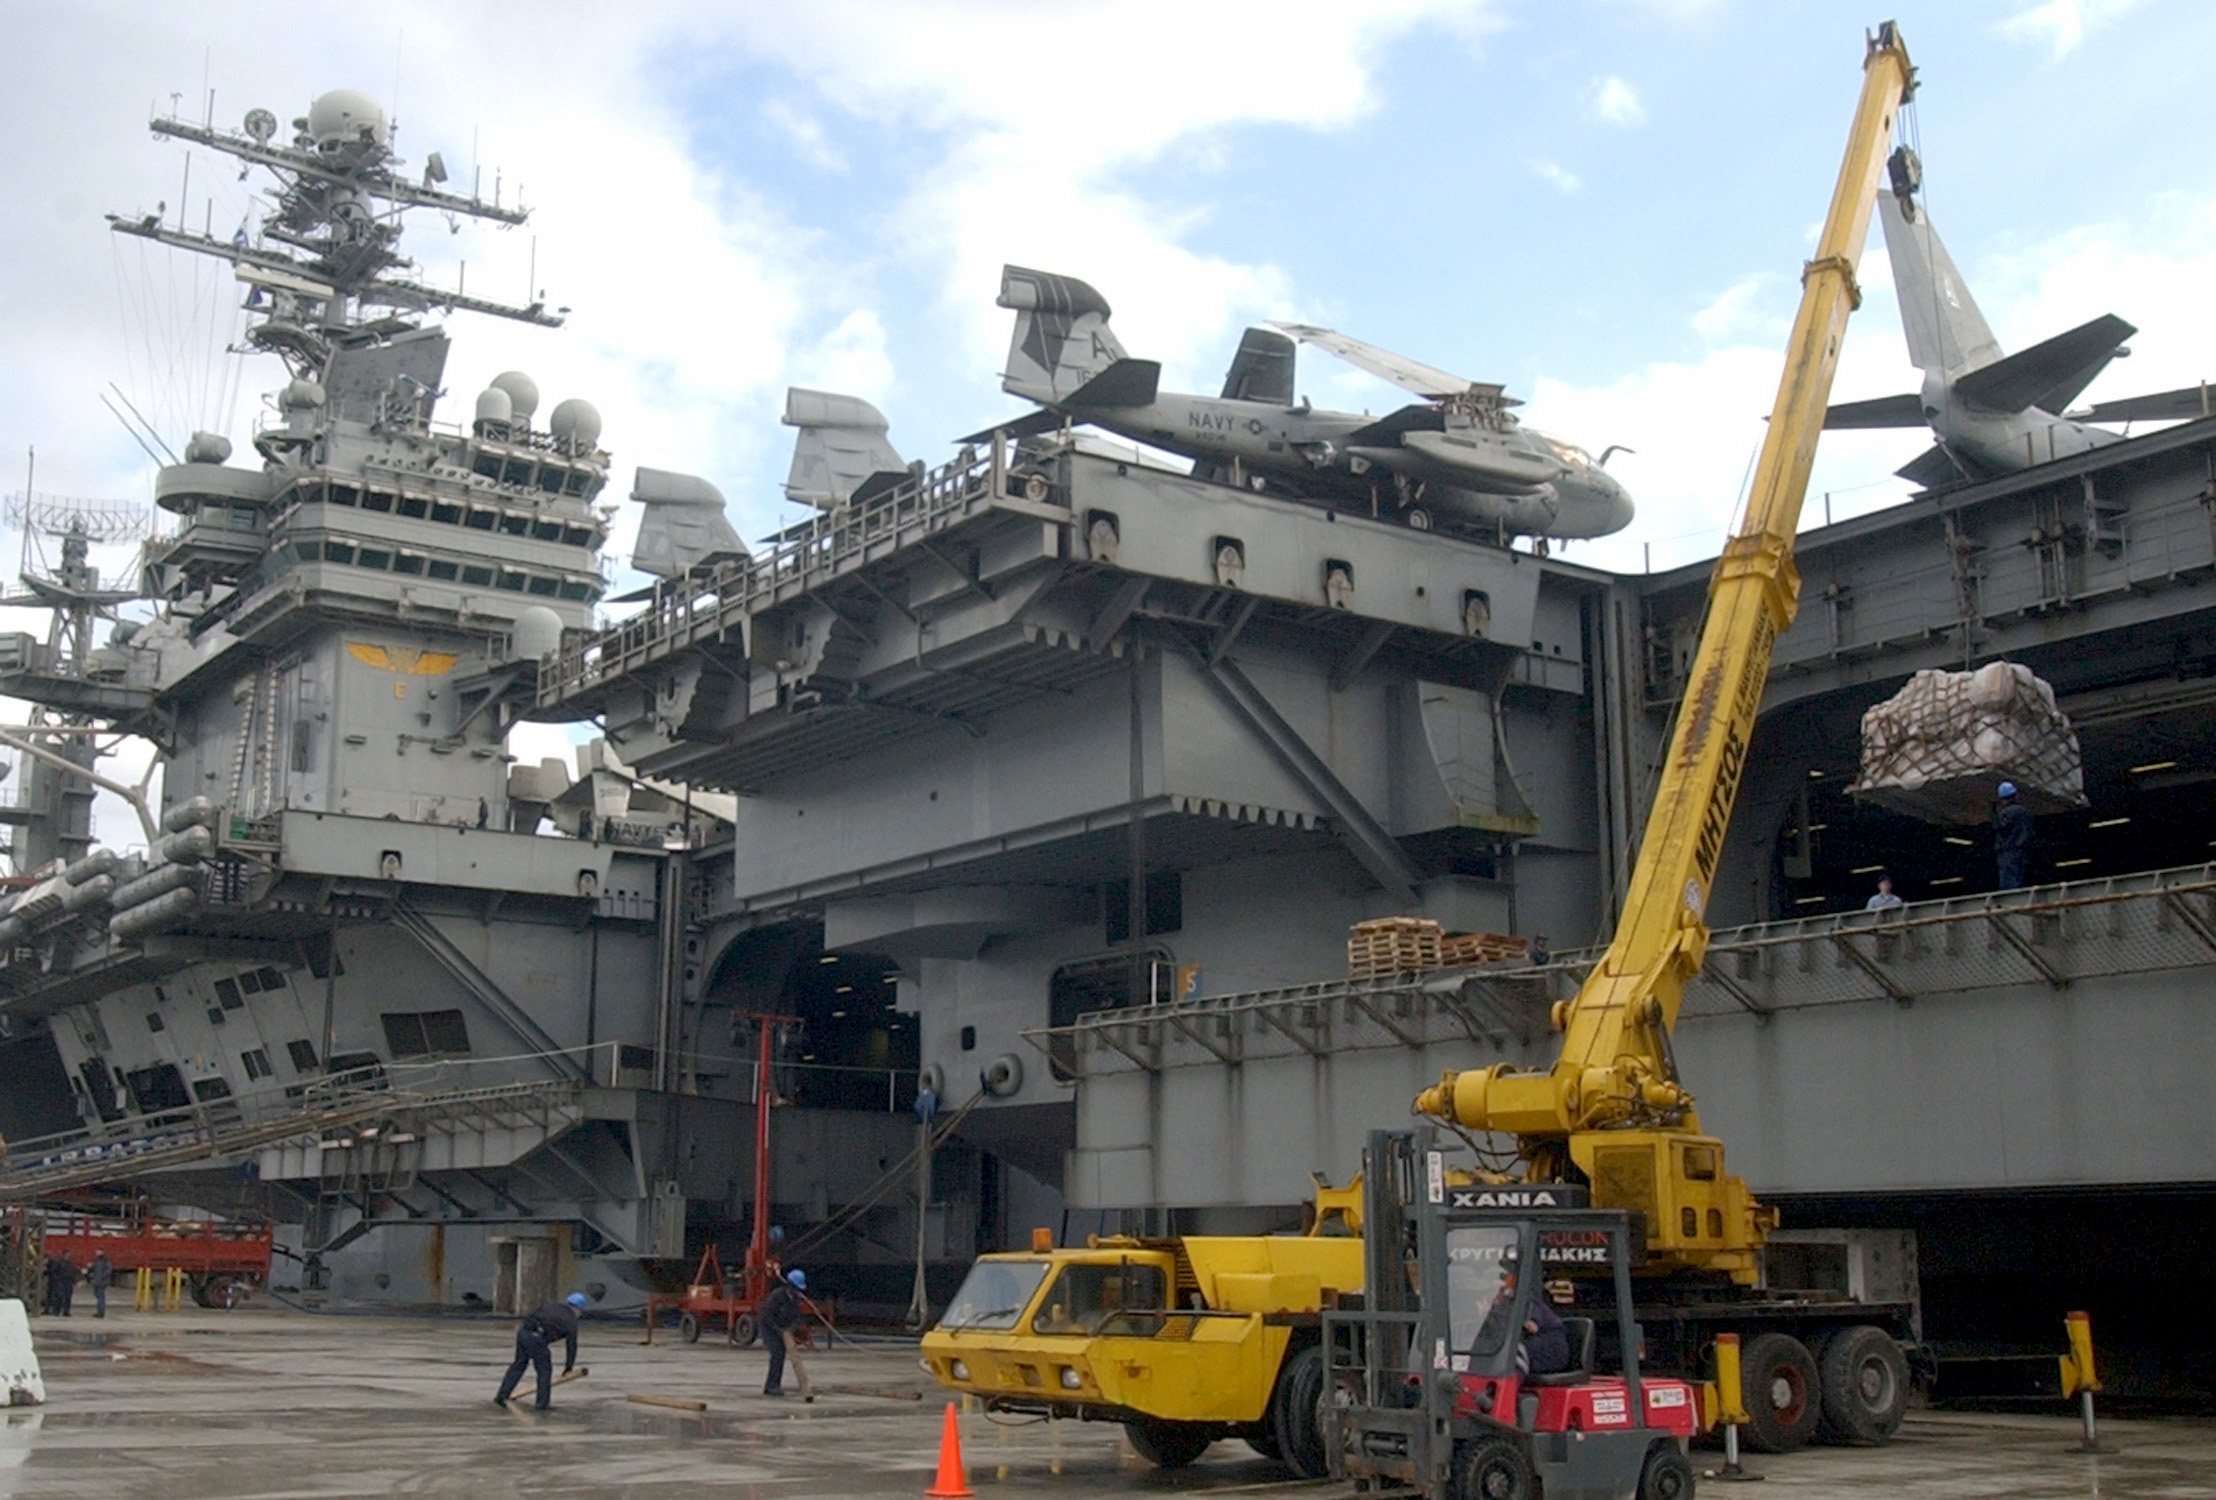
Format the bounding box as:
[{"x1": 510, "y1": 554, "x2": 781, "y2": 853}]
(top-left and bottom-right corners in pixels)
[
  {"x1": 1271, "y1": 322, "x2": 1492, "y2": 403},
  {"x1": 1345, "y1": 403, "x2": 1447, "y2": 447}
]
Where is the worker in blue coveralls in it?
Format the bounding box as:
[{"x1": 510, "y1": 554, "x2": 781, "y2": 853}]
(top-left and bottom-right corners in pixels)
[{"x1": 495, "y1": 1291, "x2": 586, "y2": 1410}]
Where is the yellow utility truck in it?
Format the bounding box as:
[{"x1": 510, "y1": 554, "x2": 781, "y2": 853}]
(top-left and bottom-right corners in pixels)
[{"x1": 922, "y1": 1231, "x2": 1360, "y2": 1471}]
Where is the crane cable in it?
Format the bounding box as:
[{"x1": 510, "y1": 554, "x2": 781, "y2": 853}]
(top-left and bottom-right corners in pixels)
[{"x1": 779, "y1": 1087, "x2": 987, "y2": 1264}]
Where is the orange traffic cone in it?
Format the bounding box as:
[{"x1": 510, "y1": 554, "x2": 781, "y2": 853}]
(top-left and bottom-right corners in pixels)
[{"x1": 925, "y1": 1400, "x2": 975, "y2": 1498}]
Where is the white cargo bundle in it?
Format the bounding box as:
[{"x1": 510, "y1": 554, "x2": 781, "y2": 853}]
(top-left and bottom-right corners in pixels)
[{"x1": 1850, "y1": 661, "x2": 2086, "y2": 826}]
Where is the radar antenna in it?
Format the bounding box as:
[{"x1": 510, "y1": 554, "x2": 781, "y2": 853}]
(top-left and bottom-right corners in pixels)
[{"x1": 107, "y1": 93, "x2": 559, "y2": 377}]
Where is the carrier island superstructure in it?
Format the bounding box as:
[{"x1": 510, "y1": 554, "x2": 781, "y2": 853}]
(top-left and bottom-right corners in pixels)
[
  {"x1": 0, "y1": 91, "x2": 928, "y2": 1308},
  {"x1": 6, "y1": 82, "x2": 2216, "y2": 1391}
]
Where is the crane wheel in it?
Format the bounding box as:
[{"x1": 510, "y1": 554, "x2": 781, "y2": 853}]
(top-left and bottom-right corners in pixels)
[
  {"x1": 678, "y1": 1312, "x2": 702, "y2": 1344},
  {"x1": 1124, "y1": 1417, "x2": 1212, "y2": 1468},
  {"x1": 1816, "y1": 1325, "x2": 1908, "y2": 1444},
  {"x1": 729, "y1": 1311, "x2": 758, "y2": 1347},
  {"x1": 1269, "y1": 1343, "x2": 1330, "y2": 1478},
  {"x1": 1451, "y1": 1435, "x2": 1535, "y2": 1500},
  {"x1": 1737, "y1": 1332, "x2": 1821, "y2": 1452}
]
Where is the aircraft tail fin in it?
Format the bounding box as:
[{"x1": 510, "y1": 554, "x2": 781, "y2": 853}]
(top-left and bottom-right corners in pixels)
[
  {"x1": 783, "y1": 388, "x2": 909, "y2": 511},
  {"x1": 1220, "y1": 327, "x2": 1296, "y2": 403},
  {"x1": 1880, "y1": 190, "x2": 2002, "y2": 380},
  {"x1": 998, "y1": 265, "x2": 1129, "y2": 404},
  {"x1": 633, "y1": 468, "x2": 744, "y2": 580},
  {"x1": 1951, "y1": 313, "x2": 2135, "y2": 416}
]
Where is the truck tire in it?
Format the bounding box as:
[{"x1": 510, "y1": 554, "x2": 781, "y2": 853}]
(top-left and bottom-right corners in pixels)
[
  {"x1": 1452, "y1": 1435, "x2": 1535, "y2": 1500},
  {"x1": 1125, "y1": 1417, "x2": 1212, "y2": 1468},
  {"x1": 1738, "y1": 1332, "x2": 1820, "y2": 1453},
  {"x1": 1242, "y1": 1422, "x2": 1282, "y2": 1461},
  {"x1": 1270, "y1": 1343, "x2": 1330, "y2": 1478},
  {"x1": 1817, "y1": 1325, "x2": 1908, "y2": 1444},
  {"x1": 1638, "y1": 1442, "x2": 1694, "y2": 1500}
]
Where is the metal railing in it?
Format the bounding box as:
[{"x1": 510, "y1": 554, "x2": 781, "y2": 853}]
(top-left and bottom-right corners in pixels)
[
  {"x1": 1026, "y1": 861, "x2": 2216, "y2": 1076},
  {"x1": 0, "y1": 1068, "x2": 585, "y2": 1201},
  {"x1": 536, "y1": 437, "x2": 1032, "y2": 707}
]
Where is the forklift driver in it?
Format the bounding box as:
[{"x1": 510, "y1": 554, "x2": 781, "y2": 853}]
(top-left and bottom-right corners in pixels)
[{"x1": 1476, "y1": 1268, "x2": 1571, "y2": 1375}]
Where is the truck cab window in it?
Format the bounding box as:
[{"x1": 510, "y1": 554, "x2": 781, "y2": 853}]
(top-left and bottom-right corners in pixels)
[{"x1": 1031, "y1": 1262, "x2": 1168, "y2": 1337}]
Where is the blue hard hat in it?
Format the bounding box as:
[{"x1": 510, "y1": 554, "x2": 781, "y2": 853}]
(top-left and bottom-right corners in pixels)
[
  {"x1": 566, "y1": 1292, "x2": 589, "y2": 1308},
  {"x1": 1997, "y1": 781, "x2": 2017, "y2": 798},
  {"x1": 786, "y1": 1269, "x2": 806, "y2": 1290}
]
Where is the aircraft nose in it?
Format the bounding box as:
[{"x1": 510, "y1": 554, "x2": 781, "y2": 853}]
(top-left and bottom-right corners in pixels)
[{"x1": 1599, "y1": 472, "x2": 1635, "y2": 534}]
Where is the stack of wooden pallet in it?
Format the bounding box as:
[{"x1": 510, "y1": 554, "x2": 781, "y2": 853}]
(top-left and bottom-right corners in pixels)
[
  {"x1": 1347, "y1": 918, "x2": 1444, "y2": 979},
  {"x1": 1348, "y1": 921, "x2": 1533, "y2": 978},
  {"x1": 1439, "y1": 931, "x2": 1529, "y2": 967}
]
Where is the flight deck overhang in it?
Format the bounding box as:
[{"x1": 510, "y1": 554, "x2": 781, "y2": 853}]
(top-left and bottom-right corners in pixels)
[
  {"x1": 535, "y1": 441, "x2": 1605, "y2": 800},
  {"x1": 1639, "y1": 413, "x2": 2216, "y2": 717}
]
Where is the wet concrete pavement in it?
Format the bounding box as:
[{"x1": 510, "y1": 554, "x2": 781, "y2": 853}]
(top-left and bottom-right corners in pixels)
[{"x1": 2, "y1": 1305, "x2": 2212, "y2": 1497}]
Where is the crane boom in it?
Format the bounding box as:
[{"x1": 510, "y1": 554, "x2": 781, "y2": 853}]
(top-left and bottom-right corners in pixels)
[{"x1": 1416, "y1": 23, "x2": 1916, "y2": 1283}]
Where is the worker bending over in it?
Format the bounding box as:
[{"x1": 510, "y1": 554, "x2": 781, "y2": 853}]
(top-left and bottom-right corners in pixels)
[{"x1": 495, "y1": 1291, "x2": 587, "y2": 1410}]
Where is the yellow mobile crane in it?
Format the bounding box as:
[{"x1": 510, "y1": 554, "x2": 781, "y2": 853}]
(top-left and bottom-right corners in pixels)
[
  {"x1": 927, "y1": 23, "x2": 1923, "y2": 1469},
  {"x1": 1417, "y1": 21, "x2": 1911, "y2": 1284},
  {"x1": 1404, "y1": 16, "x2": 1923, "y2": 1454}
]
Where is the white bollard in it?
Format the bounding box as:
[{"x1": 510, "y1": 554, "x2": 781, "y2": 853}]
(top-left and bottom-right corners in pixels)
[{"x1": 0, "y1": 1300, "x2": 46, "y2": 1406}]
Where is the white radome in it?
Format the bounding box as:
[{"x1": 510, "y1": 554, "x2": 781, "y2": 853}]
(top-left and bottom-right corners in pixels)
[
  {"x1": 489, "y1": 371, "x2": 541, "y2": 421},
  {"x1": 306, "y1": 90, "x2": 388, "y2": 149},
  {"x1": 511, "y1": 606, "x2": 564, "y2": 662},
  {"x1": 548, "y1": 399, "x2": 603, "y2": 452}
]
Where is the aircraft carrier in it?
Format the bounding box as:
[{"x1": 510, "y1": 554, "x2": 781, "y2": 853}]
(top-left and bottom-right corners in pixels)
[{"x1": 3, "y1": 82, "x2": 2214, "y2": 1396}]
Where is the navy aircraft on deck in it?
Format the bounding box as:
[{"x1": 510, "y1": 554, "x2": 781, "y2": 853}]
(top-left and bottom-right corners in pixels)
[
  {"x1": 964, "y1": 265, "x2": 1635, "y2": 542},
  {"x1": 1825, "y1": 147, "x2": 2211, "y2": 487}
]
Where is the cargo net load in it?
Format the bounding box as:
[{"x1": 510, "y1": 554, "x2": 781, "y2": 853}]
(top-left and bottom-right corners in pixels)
[{"x1": 1850, "y1": 661, "x2": 2087, "y2": 826}]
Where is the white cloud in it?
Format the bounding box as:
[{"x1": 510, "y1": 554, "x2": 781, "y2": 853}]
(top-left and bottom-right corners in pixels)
[
  {"x1": 791, "y1": 309, "x2": 896, "y2": 410},
  {"x1": 760, "y1": 100, "x2": 846, "y2": 173},
  {"x1": 1691, "y1": 275, "x2": 1781, "y2": 343},
  {"x1": 1996, "y1": 0, "x2": 2145, "y2": 59},
  {"x1": 1531, "y1": 159, "x2": 1582, "y2": 195},
  {"x1": 1593, "y1": 75, "x2": 1646, "y2": 126}
]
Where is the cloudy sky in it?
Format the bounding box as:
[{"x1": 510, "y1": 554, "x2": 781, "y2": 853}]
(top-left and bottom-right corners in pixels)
[{"x1": 3, "y1": 0, "x2": 2213, "y2": 838}]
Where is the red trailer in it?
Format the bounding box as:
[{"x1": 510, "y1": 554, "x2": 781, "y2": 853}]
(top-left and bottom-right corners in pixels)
[{"x1": 41, "y1": 1211, "x2": 274, "y2": 1308}]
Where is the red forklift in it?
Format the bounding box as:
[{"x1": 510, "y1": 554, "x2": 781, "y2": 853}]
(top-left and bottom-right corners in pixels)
[{"x1": 1324, "y1": 1130, "x2": 1701, "y2": 1500}]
